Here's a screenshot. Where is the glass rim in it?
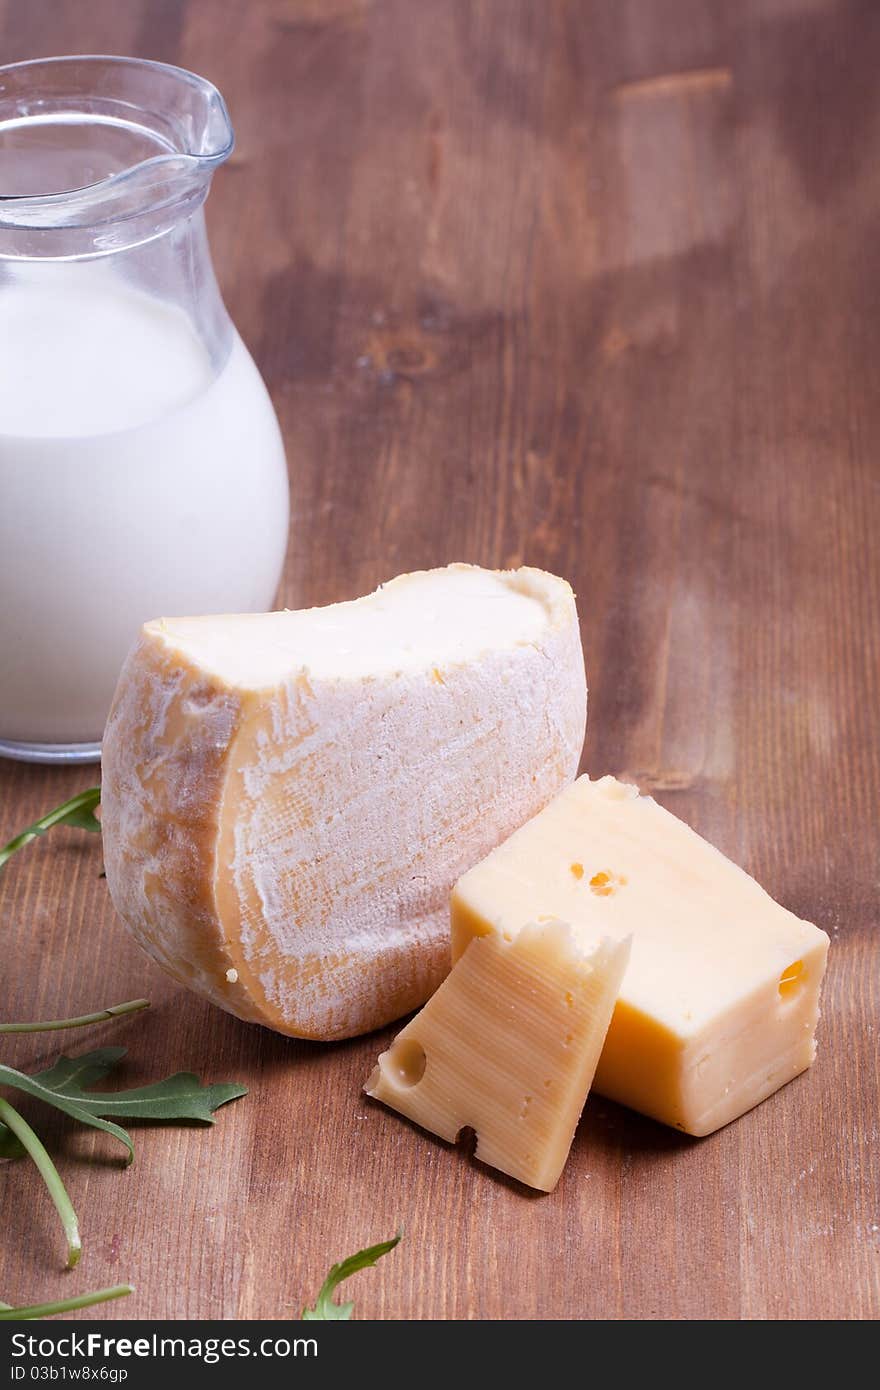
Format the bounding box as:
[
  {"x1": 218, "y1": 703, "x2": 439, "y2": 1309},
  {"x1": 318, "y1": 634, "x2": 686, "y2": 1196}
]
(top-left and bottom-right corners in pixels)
[{"x1": 0, "y1": 54, "x2": 234, "y2": 216}]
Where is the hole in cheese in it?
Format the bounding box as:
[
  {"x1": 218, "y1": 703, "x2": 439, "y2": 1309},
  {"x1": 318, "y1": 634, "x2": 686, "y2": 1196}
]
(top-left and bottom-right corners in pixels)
[
  {"x1": 587, "y1": 870, "x2": 628, "y2": 897},
  {"x1": 589, "y1": 871, "x2": 615, "y2": 896},
  {"x1": 383, "y1": 1037, "x2": 427, "y2": 1088},
  {"x1": 456, "y1": 1125, "x2": 478, "y2": 1156},
  {"x1": 778, "y1": 959, "x2": 805, "y2": 998}
]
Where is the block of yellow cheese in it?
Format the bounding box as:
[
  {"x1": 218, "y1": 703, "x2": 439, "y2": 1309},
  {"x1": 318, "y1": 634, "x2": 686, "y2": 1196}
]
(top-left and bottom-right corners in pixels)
[
  {"x1": 101, "y1": 565, "x2": 586, "y2": 1040},
  {"x1": 451, "y1": 775, "x2": 830, "y2": 1136},
  {"x1": 365, "y1": 921, "x2": 631, "y2": 1191}
]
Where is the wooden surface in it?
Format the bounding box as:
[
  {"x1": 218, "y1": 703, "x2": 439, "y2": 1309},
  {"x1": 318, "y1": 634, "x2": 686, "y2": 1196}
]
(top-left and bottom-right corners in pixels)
[{"x1": 1, "y1": 0, "x2": 878, "y2": 1322}]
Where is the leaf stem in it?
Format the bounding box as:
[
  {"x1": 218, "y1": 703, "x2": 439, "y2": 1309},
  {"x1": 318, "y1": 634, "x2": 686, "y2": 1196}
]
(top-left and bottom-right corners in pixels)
[
  {"x1": 302, "y1": 1233, "x2": 401, "y2": 1319},
  {"x1": 0, "y1": 999, "x2": 150, "y2": 1035},
  {"x1": 0, "y1": 788, "x2": 101, "y2": 871},
  {"x1": 0, "y1": 1285, "x2": 133, "y2": 1320},
  {"x1": 0, "y1": 1097, "x2": 81, "y2": 1268}
]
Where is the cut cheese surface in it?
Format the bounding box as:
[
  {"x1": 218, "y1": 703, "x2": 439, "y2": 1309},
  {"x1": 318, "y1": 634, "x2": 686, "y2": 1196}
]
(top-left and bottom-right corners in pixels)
[
  {"x1": 152, "y1": 567, "x2": 550, "y2": 685},
  {"x1": 451, "y1": 775, "x2": 830, "y2": 1136},
  {"x1": 365, "y1": 921, "x2": 631, "y2": 1192},
  {"x1": 101, "y1": 565, "x2": 587, "y2": 1040}
]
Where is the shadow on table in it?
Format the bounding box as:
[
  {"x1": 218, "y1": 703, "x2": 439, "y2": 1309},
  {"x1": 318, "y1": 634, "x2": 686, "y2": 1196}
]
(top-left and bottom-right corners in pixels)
[{"x1": 576, "y1": 1096, "x2": 697, "y2": 1158}]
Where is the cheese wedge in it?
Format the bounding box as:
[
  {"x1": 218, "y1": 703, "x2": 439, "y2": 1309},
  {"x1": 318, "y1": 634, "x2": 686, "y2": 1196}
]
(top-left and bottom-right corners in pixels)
[
  {"x1": 451, "y1": 775, "x2": 829, "y2": 1136},
  {"x1": 101, "y1": 565, "x2": 586, "y2": 1040},
  {"x1": 365, "y1": 922, "x2": 630, "y2": 1191}
]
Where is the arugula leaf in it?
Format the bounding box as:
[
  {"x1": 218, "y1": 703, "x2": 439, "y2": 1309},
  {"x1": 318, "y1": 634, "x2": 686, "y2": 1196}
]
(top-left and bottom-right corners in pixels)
[
  {"x1": 0, "y1": 788, "x2": 101, "y2": 871},
  {"x1": 0, "y1": 997, "x2": 149, "y2": 1035},
  {"x1": 0, "y1": 794, "x2": 247, "y2": 1297},
  {"x1": 0, "y1": 1051, "x2": 136, "y2": 1163},
  {"x1": 0, "y1": 1096, "x2": 82, "y2": 1267},
  {"x1": 302, "y1": 1234, "x2": 401, "y2": 1320},
  {"x1": 0, "y1": 1011, "x2": 143, "y2": 1156},
  {"x1": 0, "y1": 1083, "x2": 133, "y2": 1160},
  {"x1": 0, "y1": 1048, "x2": 247, "y2": 1165},
  {"x1": 32, "y1": 1049, "x2": 248, "y2": 1120},
  {"x1": 30, "y1": 1047, "x2": 129, "y2": 1094},
  {"x1": 1, "y1": 1117, "x2": 28, "y2": 1159},
  {"x1": 0, "y1": 1285, "x2": 133, "y2": 1321},
  {"x1": 0, "y1": 1045, "x2": 134, "y2": 1156},
  {"x1": 0, "y1": 1129, "x2": 22, "y2": 1159}
]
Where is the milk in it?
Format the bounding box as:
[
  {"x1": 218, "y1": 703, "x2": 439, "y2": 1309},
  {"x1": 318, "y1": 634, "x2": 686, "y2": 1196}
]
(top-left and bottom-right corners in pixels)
[{"x1": 0, "y1": 269, "x2": 289, "y2": 747}]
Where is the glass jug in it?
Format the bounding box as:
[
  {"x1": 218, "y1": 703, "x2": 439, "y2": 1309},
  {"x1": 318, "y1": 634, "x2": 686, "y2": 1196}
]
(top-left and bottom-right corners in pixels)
[{"x1": 0, "y1": 56, "x2": 290, "y2": 763}]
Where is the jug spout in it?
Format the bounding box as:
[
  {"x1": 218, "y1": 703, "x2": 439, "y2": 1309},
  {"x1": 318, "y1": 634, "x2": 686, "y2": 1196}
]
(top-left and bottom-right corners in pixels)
[{"x1": 0, "y1": 56, "x2": 234, "y2": 255}]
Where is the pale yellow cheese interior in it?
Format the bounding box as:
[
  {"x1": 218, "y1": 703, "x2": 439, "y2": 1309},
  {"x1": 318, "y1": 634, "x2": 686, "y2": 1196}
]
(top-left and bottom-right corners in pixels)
[
  {"x1": 148, "y1": 567, "x2": 549, "y2": 684},
  {"x1": 366, "y1": 921, "x2": 631, "y2": 1191},
  {"x1": 451, "y1": 775, "x2": 830, "y2": 1135}
]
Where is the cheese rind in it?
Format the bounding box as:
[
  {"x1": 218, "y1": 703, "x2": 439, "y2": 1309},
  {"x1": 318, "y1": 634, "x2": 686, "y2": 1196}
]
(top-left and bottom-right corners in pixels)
[
  {"x1": 451, "y1": 775, "x2": 830, "y2": 1136},
  {"x1": 101, "y1": 565, "x2": 586, "y2": 1040},
  {"x1": 365, "y1": 922, "x2": 631, "y2": 1191}
]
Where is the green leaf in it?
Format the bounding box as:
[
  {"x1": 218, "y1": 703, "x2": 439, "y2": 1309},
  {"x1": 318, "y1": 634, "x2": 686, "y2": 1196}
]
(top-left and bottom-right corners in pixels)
[
  {"x1": 0, "y1": 1048, "x2": 247, "y2": 1165},
  {"x1": 0, "y1": 1004, "x2": 148, "y2": 1155},
  {"x1": 0, "y1": 1097, "x2": 81, "y2": 1268},
  {"x1": 0, "y1": 788, "x2": 101, "y2": 871},
  {"x1": 0, "y1": 1054, "x2": 135, "y2": 1163},
  {"x1": 30, "y1": 1046, "x2": 128, "y2": 1095},
  {"x1": 0, "y1": 997, "x2": 149, "y2": 1035},
  {"x1": 0, "y1": 1285, "x2": 133, "y2": 1320},
  {"x1": 302, "y1": 1234, "x2": 401, "y2": 1320},
  {"x1": 32, "y1": 1050, "x2": 248, "y2": 1121},
  {"x1": 70, "y1": 1070, "x2": 249, "y2": 1122},
  {"x1": 0, "y1": 1127, "x2": 23, "y2": 1159}
]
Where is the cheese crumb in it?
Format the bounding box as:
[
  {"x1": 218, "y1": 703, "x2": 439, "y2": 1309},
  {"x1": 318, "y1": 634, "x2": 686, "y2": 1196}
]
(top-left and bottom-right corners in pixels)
[{"x1": 226, "y1": 968, "x2": 238, "y2": 984}]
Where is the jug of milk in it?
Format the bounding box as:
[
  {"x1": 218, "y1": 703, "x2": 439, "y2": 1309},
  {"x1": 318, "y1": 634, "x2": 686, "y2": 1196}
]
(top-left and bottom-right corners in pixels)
[{"x1": 0, "y1": 56, "x2": 289, "y2": 762}]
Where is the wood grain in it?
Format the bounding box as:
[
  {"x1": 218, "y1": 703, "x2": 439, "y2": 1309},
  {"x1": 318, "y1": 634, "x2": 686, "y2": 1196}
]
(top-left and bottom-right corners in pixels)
[{"x1": 1, "y1": 0, "x2": 878, "y2": 1320}]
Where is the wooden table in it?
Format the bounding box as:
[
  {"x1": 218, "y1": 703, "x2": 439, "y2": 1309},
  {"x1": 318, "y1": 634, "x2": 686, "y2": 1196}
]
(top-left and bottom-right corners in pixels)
[{"x1": 1, "y1": 0, "x2": 877, "y2": 1322}]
